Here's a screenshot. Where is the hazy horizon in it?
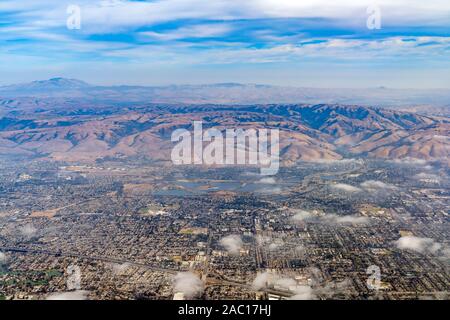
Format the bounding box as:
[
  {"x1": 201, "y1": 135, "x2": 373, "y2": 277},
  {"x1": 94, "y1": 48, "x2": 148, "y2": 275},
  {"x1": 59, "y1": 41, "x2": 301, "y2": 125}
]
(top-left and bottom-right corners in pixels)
[{"x1": 2, "y1": 77, "x2": 450, "y2": 91}]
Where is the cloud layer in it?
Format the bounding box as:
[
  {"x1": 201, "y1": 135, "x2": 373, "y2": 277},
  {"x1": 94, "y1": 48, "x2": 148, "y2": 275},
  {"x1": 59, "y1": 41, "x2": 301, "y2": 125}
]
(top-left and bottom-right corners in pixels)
[
  {"x1": 395, "y1": 236, "x2": 448, "y2": 257},
  {"x1": 0, "y1": 252, "x2": 7, "y2": 264},
  {"x1": 220, "y1": 235, "x2": 244, "y2": 255},
  {"x1": 1, "y1": 1, "x2": 449, "y2": 86},
  {"x1": 252, "y1": 270, "x2": 352, "y2": 299},
  {"x1": 46, "y1": 290, "x2": 90, "y2": 300},
  {"x1": 173, "y1": 272, "x2": 204, "y2": 299},
  {"x1": 290, "y1": 209, "x2": 369, "y2": 225}
]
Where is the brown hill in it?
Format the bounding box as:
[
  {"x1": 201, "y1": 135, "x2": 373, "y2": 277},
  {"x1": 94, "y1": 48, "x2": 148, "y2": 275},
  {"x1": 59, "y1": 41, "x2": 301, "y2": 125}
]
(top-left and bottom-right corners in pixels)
[{"x1": 0, "y1": 104, "x2": 447, "y2": 164}]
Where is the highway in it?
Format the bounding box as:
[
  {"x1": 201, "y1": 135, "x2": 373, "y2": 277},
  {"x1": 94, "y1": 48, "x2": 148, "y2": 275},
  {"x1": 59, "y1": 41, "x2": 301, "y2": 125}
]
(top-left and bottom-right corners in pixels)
[
  {"x1": 0, "y1": 245, "x2": 178, "y2": 275},
  {"x1": 0, "y1": 245, "x2": 293, "y2": 298}
]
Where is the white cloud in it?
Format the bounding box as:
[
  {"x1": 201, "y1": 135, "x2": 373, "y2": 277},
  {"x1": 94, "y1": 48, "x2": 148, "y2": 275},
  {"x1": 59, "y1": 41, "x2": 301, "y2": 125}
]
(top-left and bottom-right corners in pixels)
[
  {"x1": 414, "y1": 173, "x2": 441, "y2": 182},
  {"x1": 307, "y1": 267, "x2": 323, "y2": 286},
  {"x1": 257, "y1": 177, "x2": 277, "y2": 184},
  {"x1": 252, "y1": 271, "x2": 297, "y2": 291},
  {"x1": 255, "y1": 235, "x2": 272, "y2": 246},
  {"x1": 322, "y1": 214, "x2": 369, "y2": 225},
  {"x1": 395, "y1": 236, "x2": 446, "y2": 256},
  {"x1": 391, "y1": 158, "x2": 428, "y2": 165},
  {"x1": 19, "y1": 224, "x2": 37, "y2": 237},
  {"x1": 290, "y1": 209, "x2": 369, "y2": 225},
  {"x1": 110, "y1": 262, "x2": 131, "y2": 275},
  {"x1": 252, "y1": 272, "x2": 270, "y2": 290},
  {"x1": 256, "y1": 186, "x2": 283, "y2": 194},
  {"x1": 0, "y1": 252, "x2": 7, "y2": 264},
  {"x1": 46, "y1": 290, "x2": 89, "y2": 300},
  {"x1": 273, "y1": 276, "x2": 297, "y2": 289},
  {"x1": 289, "y1": 285, "x2": 316, "y2": 300},
  {"x1": 250, "y1": 0, "x2": 450, "y2": 25},
  {"x1": 252, "y1": 270, "x2": 351, "y2": 299},
  {"x1": 314, "y1": 279, "x2": 352, "y2": 298},
  {"x1": 440, "y1": 248, "x2": 450, "y2": 263},
  {"x1": 141, "y1": 36, "x2": 450, "y2": 65},
  {"x1": 173, "y1": 272, "x2": 204, "y2": 299},
  {"x1": 332, "y1": 183, "x2": 362, "y2": 193},
  {"x1": 3, "y1": 0, "x2": 449, "y2": 32},
  {"x1": 140, "y1": 24, "x2": 232, "y2": 41},
  {"x1": 256, "y1": 237, "x2": 284, "y2": 252},
  {"x1": 290, "y1": 209, "x2": 315, "y2": 222},
  {"x1": 1, "y1": 1, "x2": 450, "y2": 86},
  {"x1": 360, "y1": 180, "x2": 397, "y2": 191},
  {"x1": 268, "y1": 241, "x2": 283, "y2": 251},
  {"x1": 312, "y1": 158, "x2": 363, "y2": 165},
  {"x1": 220, "y1": 234, "x2": 243, "y2": 255}
]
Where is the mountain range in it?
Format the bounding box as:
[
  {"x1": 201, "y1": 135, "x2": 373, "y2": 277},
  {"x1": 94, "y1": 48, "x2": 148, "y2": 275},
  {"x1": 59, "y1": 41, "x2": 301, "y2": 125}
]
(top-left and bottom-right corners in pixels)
[
  {"x1": 0, "y1": 78, "x2": 449, "y2": 115},
  {"x1": 0, "y1": 93, "x2": 448, "y2": 164}
]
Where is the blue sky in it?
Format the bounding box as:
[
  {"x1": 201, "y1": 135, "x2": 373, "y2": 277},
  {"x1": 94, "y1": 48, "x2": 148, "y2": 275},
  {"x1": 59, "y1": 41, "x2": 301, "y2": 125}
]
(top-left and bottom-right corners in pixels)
[{"x1": 0, "y1": 0, "x2": 449, "y2": 88}]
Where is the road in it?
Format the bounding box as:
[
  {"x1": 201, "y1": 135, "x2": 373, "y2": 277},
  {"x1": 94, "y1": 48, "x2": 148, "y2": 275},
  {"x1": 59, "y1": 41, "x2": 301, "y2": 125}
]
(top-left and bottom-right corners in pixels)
[{"x1": 0, "y1": 245, "x2": 293, "y2": 298}]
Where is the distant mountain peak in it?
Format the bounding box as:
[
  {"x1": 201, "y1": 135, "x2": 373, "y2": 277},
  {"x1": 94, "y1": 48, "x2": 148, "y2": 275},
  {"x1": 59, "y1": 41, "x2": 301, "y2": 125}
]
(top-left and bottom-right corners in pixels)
[
  {"x1": 0, "y1": 78, "x2": 92, "y2": 95},
  {"x1": 32, "y1": 77, "x2": 90, "y2": 87},
  {"x1": 211, "y1": 83, "x2": 246, "y2": 88}
]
